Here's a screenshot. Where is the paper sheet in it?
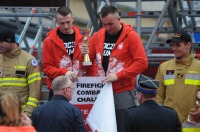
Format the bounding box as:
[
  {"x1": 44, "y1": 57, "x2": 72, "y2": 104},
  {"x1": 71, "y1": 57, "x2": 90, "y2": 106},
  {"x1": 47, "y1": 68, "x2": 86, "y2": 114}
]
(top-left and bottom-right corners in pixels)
[{"x1": 86, "y1": 82, "x2": 117, "y2": 132}]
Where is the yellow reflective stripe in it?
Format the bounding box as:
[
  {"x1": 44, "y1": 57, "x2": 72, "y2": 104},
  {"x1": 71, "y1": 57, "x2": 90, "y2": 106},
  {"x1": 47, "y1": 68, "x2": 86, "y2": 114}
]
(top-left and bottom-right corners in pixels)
[
  {"x1": 164, "y1": 79, "x2": 175, "y2": 85},
  {"x1": 28, "y1": 72, "x2": 40, "y2": 79},
  {"x1": 28, "y1": 97, "x2": 39, "y2": 103},
  {"x1": 14, "y1": 66, "x2": 27, "y2": 69},
  {"x1": 26, "y1": 97, "x2": 39, "y2": 107},
  {"x1": 22, "y1": 104, "x2": 26, "y2": 109},
  {"x1": 27, "y1": 72, "x2": 41, "y2": 84},
  {"x1": 0, "y1": 78, "x2": 27, "y2": 86},
  {"x1": 164, "y1": 74, "x2": 175, "y2": 85},
  {"x1": 26, "y1": 102, "x2": 37, "y2": 107},
  {"x1": 1, "y1": 83, "x2": 27, "y2": 86},
  {"x1": 182, "y1": 128, "x2": 200, "y2": 132},
  {"x1": 0, "y1": 78, "x2": 26, "y2": 81},
  {"x1": 28, "y1": 78, "x2": 41, "y2": 84},
  {"x1": 185, "y1": 79, "x2": 200, "y2": 86}
]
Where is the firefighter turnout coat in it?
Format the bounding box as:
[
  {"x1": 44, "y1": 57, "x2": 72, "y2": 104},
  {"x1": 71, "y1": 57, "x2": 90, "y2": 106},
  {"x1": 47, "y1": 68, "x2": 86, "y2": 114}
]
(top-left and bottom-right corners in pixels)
[
  {"x1": 0, "y1": 46, "x2": 41, "y2": 117},
  {"x1": 156, "y1": 52, "x2": 200, "y2": 123}
]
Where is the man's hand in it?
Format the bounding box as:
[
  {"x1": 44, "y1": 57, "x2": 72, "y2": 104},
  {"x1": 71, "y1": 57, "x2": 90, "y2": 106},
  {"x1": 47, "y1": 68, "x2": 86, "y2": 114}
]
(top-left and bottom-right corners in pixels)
[
  {"x1": 189, "y1": 107, "x2": 200, "y2": 122},
  {"x1": 23, "y1": 110, "x2": 32, "y2": 118},
  {"x1": 102, "y1": 73, "x2": 118, "y2": 83},
  {"x1": 65, "y1": 71, "x2": 78, "y2": 82},
  {"x1": 21, "y1": 113, "x2": 32, "y2": 126},
  {"x1": 80, "y1": 43, "x2": 89, "y2": 56}
]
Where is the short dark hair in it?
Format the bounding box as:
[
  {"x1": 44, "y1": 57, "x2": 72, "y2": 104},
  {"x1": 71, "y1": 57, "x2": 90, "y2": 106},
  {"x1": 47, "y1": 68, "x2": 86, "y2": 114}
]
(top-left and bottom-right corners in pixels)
[
  {"x1": 142, "y1": 93, "x2": 156, "y2": 98},
  {"x1": 56, "y1": 6, "x2": 72, "y2": 16},
  {"x1": 136, "y1": 90, "x2": 156, "y2": 98},
  {"x1": 100, "y1": 5, "x2": 119, "y2": 18}
]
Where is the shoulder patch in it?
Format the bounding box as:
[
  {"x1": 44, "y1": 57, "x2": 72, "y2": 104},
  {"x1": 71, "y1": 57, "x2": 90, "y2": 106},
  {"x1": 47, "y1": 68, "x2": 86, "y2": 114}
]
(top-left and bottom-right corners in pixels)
[{"x1": 31, "y1": 59, "x2": 38, "y2": 66}]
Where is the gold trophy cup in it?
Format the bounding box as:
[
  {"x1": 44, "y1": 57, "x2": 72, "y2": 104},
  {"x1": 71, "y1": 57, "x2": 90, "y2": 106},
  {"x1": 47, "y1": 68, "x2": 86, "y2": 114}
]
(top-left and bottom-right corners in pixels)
[
  {"x1": 187, "y1": 91, "x2": 200, "y2": 123},
  {"x1": 80, "y1": 28, "x2": 92, "y2": 66}
]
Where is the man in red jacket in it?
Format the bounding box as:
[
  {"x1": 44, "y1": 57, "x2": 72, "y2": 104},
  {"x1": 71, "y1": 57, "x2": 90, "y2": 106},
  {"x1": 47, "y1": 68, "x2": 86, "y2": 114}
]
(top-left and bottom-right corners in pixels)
[
  {"x1": 42, "y1": 7, "x2": 85, "y2": 100},
  {"x1": 80, "y1": 5, "x2": 148, "y2": 131}
]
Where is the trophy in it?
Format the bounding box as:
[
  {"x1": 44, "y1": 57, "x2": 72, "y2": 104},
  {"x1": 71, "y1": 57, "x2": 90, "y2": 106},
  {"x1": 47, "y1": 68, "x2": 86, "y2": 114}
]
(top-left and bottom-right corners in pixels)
[
  {"x1": 80, "y1": 28, "x2": 92, "y2": 66},
  {"x1": 187, "y1": 91, "x2": 200, "y2": 123}
]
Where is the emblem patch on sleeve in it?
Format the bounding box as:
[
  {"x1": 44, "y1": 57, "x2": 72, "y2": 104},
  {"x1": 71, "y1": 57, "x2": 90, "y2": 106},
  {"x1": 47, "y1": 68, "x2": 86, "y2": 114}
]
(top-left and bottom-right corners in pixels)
[{"x1": 31, "y1": 59, "x2": 38, "y2": 66}]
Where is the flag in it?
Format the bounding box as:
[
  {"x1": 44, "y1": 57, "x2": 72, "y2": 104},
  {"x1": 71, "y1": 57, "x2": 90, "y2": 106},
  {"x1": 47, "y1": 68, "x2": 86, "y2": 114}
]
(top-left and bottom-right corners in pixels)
[{"x1": 86, "y1": 82, "x2": 117, "y2": 132}]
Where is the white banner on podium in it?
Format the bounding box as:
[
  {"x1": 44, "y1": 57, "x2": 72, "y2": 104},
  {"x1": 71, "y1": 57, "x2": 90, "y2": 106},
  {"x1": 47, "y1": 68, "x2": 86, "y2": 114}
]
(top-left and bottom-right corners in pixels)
[
  {"x1": 70, "y1": 77, "x2": 105, "y2": 105},
  {"x1": 86, "y1": 82, "x2": 117, "y2": 132}
]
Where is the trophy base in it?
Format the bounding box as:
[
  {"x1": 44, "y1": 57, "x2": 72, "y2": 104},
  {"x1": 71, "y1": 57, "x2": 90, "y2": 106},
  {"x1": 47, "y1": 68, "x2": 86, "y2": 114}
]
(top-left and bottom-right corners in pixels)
[{"x1": 82, "y1": 62, "x2": 92, "y2": 66}]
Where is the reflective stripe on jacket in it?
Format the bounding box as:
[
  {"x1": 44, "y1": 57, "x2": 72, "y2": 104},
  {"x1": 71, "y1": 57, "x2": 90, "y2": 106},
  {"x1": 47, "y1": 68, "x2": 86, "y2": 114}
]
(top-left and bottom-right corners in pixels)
[
  {"x1": 156, "y1": 52, "x2": 200, "y2": 123},
  {"x1": 164, "y1": 74, "x2": 200, "y2": 86},
  {"x1": 0, "y1": 46, "x2": 41, "y2": 116}
]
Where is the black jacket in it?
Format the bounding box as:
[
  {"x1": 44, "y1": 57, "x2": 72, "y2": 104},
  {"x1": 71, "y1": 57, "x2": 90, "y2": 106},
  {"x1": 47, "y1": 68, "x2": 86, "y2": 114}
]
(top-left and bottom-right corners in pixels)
[
  {"x1": 123, "y1": 100, "x2": 181, "y2": 132},
  {"x1": 31, "y1": 95, "x2": 87, "y2": 132}
]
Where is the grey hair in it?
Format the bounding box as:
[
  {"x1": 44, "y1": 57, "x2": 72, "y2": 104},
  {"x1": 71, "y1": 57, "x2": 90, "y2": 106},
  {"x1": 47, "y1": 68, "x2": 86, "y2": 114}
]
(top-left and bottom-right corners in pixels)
[{"x1": 52, "y1": 76, "x2": 70, "y2": 92}]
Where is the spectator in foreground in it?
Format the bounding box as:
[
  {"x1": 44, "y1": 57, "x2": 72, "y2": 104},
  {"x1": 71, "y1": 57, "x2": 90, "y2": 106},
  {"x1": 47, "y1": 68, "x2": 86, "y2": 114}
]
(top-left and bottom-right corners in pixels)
[
  {"x1": 0, "y1": 92, "x2": 36, "y2": 132},
  {"x1": 31, "y1": 75, "x2": 87, "y2": 132},
  {"x1": 123, "y1": 74, "x2": 181, "y2": 132}
]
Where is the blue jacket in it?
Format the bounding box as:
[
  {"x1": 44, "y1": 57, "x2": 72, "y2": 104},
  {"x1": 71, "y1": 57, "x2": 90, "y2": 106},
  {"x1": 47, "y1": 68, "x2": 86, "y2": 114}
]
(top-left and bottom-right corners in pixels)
[{"x1": 31, "y1": 95, "x2": 87, "y2": 132}]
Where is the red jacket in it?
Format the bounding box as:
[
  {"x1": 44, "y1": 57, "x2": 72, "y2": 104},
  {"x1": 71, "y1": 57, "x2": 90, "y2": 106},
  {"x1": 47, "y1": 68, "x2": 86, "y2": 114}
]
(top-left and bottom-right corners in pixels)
[
  {"x1": 87, "y1": 22, "x2": 148, "y2": 93},
  {"x1": 42, "y1": 26, "x2": 84, "y2": 89},
  {"x1": 0, "y1": 126, "x2": 36, "y2": 132}
]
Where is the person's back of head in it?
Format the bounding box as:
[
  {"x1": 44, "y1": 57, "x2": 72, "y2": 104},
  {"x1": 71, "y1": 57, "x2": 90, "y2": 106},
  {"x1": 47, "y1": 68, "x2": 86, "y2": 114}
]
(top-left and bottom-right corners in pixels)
[
  {"x1": 100, "y1": 5, "x2": 119, "y2": 18},
  {"x1": 136, "y1": 74, "x2": 160, "y2": 103},
  {"x1": 0, "y1": 92, "x2": 22, "y2": 126},
  {"x1": 56, "y1": 6, "x2": 72, "y2": 17},
  {"x1": 52, "y1": 76, "x2": 74, "y2": 100}
]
